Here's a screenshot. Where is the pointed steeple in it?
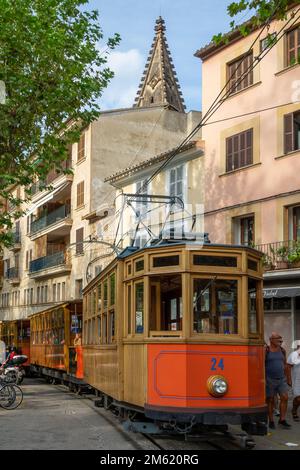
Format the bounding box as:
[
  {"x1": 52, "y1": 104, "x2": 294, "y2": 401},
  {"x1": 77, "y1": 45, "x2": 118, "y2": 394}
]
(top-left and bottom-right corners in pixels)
[{"x1": 134, "y1": 17, "x2": 186, "y2": 112}]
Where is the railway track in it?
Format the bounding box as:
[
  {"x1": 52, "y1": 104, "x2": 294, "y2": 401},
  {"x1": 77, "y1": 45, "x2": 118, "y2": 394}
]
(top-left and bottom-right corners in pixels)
[
  {"x1": 56, "y1": 382, "x2": 256, "y2": 451},
  {"x1": 141, "y1": 430, "x2": 255, "y2": 451}
]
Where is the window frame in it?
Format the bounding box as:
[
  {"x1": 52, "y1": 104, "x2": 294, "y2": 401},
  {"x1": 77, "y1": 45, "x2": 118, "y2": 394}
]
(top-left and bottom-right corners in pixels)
[
  {"x1": 285, "y1": 25, "x2": 300, "y2": 68},
  {"x1": 227, "y1": 51, "x2": 254, "y2": 96},
  {"x1": 226, "y1": 128, "x2": 253, "y2": 172},
  {"x1": 191, "y1": 275, "x2": 241, "y2": 338}
]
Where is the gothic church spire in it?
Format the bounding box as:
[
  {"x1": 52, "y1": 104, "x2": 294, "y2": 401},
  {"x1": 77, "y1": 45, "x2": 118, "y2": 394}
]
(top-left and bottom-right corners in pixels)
[{"x1": 133, "y1": 17, "x2": 186, "y2": 112}]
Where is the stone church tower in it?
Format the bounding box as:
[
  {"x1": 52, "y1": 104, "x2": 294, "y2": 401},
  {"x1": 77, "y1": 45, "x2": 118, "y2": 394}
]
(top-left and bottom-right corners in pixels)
[{"x1": 134, "y1": 17, "x2": 186, "y2": 112}]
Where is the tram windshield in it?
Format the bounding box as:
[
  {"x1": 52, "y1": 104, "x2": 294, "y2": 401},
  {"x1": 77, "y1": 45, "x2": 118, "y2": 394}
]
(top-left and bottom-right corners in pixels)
[{"x1": 193, "y1": 279, "x2": 238, "y2": 334}]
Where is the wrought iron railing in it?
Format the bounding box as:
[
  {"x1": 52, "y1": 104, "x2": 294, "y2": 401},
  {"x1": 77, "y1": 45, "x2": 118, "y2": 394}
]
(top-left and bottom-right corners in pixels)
[
  {"x1": 29, "y1": 251, "x2": 66, "y2": 273},
  {"x1": 30, "y1": 204, "x2": 71, "y2": 235},
  {"x1": 255, "y1": 240, "x2": 300, "y2": 270},
  {"x1": 6, "y1": 267, "x2": 20, "y2": 279},
  {"x1": 11, "y1": 231, "x2": 21, "y2": 244}
]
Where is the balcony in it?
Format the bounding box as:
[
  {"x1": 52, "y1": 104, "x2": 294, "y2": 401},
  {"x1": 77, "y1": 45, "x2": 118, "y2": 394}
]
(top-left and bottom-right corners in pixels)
[
  {"x1": 9, "y1": 231, "x2": 21, "y2": 252},
  {"x1": 30, "y1": 159, "x2": 72, "y2": 197},
  {"x1": 29, "y1": 251, "x2": 71, "y2": 280},
  {"x1": 6, "y1": 267, "x2": 20, "y2": 285},
  {"x1": 30, "y1": 205, "x2": 72, "y2": 240},
  {"x1": 255, "y1": 240, "x2": 300, "y2": 271}
]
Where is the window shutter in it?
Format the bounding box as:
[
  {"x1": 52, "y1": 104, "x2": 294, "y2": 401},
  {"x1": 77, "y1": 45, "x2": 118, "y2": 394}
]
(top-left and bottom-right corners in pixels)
[
  {"x1": 77, "y1": 133, "x2": 85, "y2": 161},
  {"x1": 76, "y1": 228, "x2": 84, "y2": 254},
  {"x1": 284, "y1": 113, "x2": 294, "y2": 154}
]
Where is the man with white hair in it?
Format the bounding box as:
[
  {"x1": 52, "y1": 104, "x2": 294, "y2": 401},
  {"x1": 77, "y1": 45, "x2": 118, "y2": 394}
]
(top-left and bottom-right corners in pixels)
[{"x1": 287, "y1": 340, "x2": 300, "y2": 421}]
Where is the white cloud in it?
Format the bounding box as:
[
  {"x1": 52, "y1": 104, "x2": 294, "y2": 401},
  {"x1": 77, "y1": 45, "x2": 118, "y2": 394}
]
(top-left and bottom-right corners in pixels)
[{"x1": 100, "y1": 49, "x2": 145, "y2": 110}]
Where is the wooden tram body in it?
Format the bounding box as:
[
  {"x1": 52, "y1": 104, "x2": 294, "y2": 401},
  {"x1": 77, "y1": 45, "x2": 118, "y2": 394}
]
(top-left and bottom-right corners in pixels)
[
  {"x1": 0, "y1": 319, "x2": 31, "y2": 369},
  {"x1": 82, "y1": 241, "x2": 268, "y2": 435},
  {"x1": 29, "y1": 301, "x2": 84, "y2": 385}
]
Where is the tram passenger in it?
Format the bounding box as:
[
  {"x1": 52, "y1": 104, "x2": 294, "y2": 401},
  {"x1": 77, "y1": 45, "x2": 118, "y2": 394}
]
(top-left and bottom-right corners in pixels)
[
  {"x1": 265, "y1": 333, "x2": 291, "y2": 429},
  {"x1": 287, "y1": 340, "x2": 300, "y2": 422}
]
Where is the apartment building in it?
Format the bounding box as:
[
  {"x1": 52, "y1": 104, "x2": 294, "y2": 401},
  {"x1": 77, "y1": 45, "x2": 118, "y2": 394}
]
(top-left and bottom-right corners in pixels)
[
  {"x1": 195, "y1": 7, "x2": 300, "y2": 350},
  {"x1": 0, "y1": 17, "x2": 200, "y2": 323},
  {"x1": 105, "y1": 140, "x2": 204, "y2": 248}
]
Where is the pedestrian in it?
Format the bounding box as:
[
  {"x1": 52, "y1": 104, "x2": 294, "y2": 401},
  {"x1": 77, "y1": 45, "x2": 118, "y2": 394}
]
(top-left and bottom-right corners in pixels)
[
  {"x1": 265, "y1": 332, "x2": 291, "y2": 429},
  {"x1": 287, "y1": 340, "x2": 300, "y2": 422}
]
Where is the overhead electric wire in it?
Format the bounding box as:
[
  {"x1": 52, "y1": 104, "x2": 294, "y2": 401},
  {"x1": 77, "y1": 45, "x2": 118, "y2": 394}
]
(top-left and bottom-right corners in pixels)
[
  {"x1": 138, "y1": 5, "x2": 300, "y2": 193},
  {"x1": 83, "y1": 3, "x2": 300, "y2": 252}
]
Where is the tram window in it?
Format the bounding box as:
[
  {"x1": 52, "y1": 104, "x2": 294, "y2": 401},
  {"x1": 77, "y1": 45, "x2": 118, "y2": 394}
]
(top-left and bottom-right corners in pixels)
[
  {"x1": 135, "y1": 259, "x2": 144, "y2": 272},
  {"x1": 103, "y1": 314, "x2": 107, "y2": 344},
  {"x1": 135, "y1": 283, "x2": 144, "y2": 334},
  {"x1": 88, "y1": 320, "x2": 92, "y2": 344},
  {"x1": 93, "y1": 290, "x2": 97, "y2": 315},
  {"x1": 193, "y1": 255, "x2": 237, "y2": 268},
  {"x1": 97, "y1": 315, "x2": 101, "y2": 344},
  {"x1": 104, "y1": 280, "x2": 108, "y2": 309},
  {"x1": 248, "y1": 258, "x2": 258, "y2": 271},
  {"x1": 153, "y1": 255, "x2": 179, "y2": 268},
  {"x1": 108, "y1": 311, "x2": 115, "y2": 343},
  {"x1": 84, "y1": 321, "x2": 88, "y2": 344},
  {"x1": 193, "y1": 279, "x2": 238, "y2": 334},
  {"x1": 150, "y1": 275, "x2": 182, "y2": 332},
  {"x1": 248, "y1": 278, "x2": 260, "y2": 335},
  {"x1": 91, "y1": 318, "x2": 95, "y2": 344},
  {"x1": 98, "y1": 284, "x2": 102, "y2": 312},
  {"x1": 127, "y1": 285, "x2": 132, "y2": 334},
  {"x1": 110, "y1": 273, "x2": 116, "y2": 306}
]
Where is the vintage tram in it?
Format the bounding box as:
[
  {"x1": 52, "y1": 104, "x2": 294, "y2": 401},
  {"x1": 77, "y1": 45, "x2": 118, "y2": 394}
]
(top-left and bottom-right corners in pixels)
[
  {"x1": 29, "y1": 301, "x2": 84, "y2": 388},
  {"x1": 0, "y1": 319, "x2": 31, "y2": 371},
  {"x1": 82, "y1": 240, "x2": 268, "y2": 436}
]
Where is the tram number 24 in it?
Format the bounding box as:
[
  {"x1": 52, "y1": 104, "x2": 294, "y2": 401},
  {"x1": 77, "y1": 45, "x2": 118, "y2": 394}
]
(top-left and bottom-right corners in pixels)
[{"x1": 211, "y1": 358, "x2": 224, "y2": 371}]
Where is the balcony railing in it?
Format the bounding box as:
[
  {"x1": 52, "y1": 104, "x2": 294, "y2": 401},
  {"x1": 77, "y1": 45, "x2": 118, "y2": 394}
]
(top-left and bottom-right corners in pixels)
[
  {"x1": 30, "y1": 159, "x2": 72, "y2": 196},
  {"x1": 6, "y1": 267, "x2": 20, "y2": 279},
  {"x1": 30, "y1": 204, "x2": 71, "y2": 235},
  {"x1": 12, "y1": 231, "x2": 21, "y2": 244},
  {"x1": 29, "y1": 251, "x2": 66, "y2": 274},
  {"x1": 255, "y1": 240, "x2": 300, "y2": 270}
]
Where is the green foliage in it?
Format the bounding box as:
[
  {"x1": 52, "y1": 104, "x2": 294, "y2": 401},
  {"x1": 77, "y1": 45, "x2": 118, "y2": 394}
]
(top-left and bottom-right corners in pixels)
[
  {"x1": 287, "y1": 241, "x2": 300, "y2": 264},
  {"x1": 0, "y1": 0, "x2": 121, "y2": 246},
  {"x1": 213, "y1": 0, "x2": 300, "y2": 45}
]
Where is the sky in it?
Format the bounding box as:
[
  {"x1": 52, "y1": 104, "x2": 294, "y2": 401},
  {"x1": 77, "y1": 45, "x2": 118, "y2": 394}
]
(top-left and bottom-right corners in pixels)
[{"x1": 87, "y1": 0, "x2": 253, "y2": 112}]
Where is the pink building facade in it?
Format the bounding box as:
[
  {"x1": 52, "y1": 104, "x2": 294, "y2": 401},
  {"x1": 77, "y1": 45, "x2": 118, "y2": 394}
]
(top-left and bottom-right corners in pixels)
[{"x1": 196, "y1": 9, "x2": 300, "y2": 351}]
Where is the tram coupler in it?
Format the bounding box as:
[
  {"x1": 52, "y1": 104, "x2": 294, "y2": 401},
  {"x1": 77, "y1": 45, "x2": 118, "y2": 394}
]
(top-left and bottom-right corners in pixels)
[{"x1": 123, "y1": 420, "x2": 164, "y2": 434}]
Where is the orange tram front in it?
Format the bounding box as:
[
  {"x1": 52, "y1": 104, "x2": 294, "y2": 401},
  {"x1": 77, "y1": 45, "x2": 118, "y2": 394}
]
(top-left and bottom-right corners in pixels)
[
  {"x1": 82, "y1": 241, "x2": 268, "y2": 436},
  {"x1": 29, "y1": 301, "x2": 84, "y2": 390}
]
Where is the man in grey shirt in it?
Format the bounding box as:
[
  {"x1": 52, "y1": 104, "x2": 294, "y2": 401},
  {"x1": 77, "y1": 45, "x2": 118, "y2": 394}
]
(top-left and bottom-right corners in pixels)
[{"x1": 265, "y1": 332, "x2": 291, "y2": 429}]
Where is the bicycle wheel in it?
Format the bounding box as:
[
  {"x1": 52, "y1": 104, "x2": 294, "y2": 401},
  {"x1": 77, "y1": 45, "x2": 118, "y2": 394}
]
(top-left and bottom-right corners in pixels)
[{"x1": 0, "y1": 384, "x2": 23, "y2": 410}]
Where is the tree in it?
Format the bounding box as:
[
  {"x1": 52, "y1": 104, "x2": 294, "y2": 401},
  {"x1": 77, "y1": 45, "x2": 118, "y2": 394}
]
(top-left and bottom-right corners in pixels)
[
  {"x1": 213, "y1": 0, "x2": 300, "y2": 44},
  {"x1": 0, "y1": 0, "x2": 120, "y2": 246}
]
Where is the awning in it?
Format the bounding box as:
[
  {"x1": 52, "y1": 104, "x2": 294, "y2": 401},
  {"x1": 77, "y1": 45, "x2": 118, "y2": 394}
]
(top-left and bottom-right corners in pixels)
[
  {"x1": 27, "y1": 182, "x2": 71, "y2": 215},
  {"x1": 263, "y1": 287, "x2": 300, "y2": 298}
]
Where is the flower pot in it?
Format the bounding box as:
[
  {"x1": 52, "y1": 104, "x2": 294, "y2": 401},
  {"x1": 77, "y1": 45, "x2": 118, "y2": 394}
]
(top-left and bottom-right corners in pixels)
[{"x1": 276, "y1": 261, "x2": 288, "y2": 270}]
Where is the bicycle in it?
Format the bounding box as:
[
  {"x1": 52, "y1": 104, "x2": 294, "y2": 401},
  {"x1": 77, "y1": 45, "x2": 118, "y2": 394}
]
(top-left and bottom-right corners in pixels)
[{"x1": 0, "y1": 379, "x2": 23, "y2": 410}]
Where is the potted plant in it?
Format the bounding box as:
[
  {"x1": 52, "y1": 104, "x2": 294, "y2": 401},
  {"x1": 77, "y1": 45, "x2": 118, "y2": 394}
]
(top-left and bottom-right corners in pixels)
[
  {"x1": 262, "y1": 253, "x2": 275, "y2": 271},
  {"x1": 287, "y1": 241, "x2": 300, "y2": 268},
  {"x1": 275, "y1": 245, "x2": 289, "y2": 270}
]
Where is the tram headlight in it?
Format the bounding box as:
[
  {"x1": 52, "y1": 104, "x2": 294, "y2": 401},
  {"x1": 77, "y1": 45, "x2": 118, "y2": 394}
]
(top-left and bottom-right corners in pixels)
[{"x1": 207, "y1": 375, "x2": 228, "y2": 397}]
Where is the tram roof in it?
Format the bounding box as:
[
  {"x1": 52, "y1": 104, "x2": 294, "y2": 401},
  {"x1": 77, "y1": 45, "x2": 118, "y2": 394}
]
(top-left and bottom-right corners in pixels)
[
  {"x1": 117, "y1": 240, "x2": 263, "y2": 259},
  {"x1": 27, "y1": 300, "x2": 82, "y2": 318}
]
